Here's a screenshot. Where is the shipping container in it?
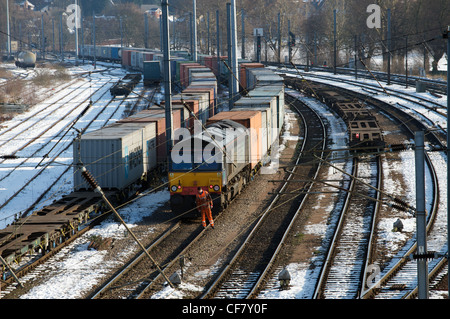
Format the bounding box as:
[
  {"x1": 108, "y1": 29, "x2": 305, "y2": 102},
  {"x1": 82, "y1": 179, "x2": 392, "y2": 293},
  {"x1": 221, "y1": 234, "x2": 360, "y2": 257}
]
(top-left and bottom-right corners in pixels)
[
  {"x1": 175, "y1": 61, "x2": 194, "y2": 85},
  {"x1": 233, "y1": 97, "x2": 278, "y2": 148},
  {"x1": 230, "y1": 107, "x2": 269, "y2": 161},
  {"x1": 181, "y1": 64, "x2": 205, "y2": 87},
  {"x1": 143, "y1": 61, "x2": 161, "y2": 85},
  {"x1": 111, "y1": 47, "x2": 121, "y2": 61},
  {"x1": 239, "y1": 63, "x2": 264, "y2": 92},
  {"x1": 153, "y1": 103, "x2": 191, "y2": 131},
  {"x1": 247, "y1": 68, "x2": 283, "y2": 90},
  {"x1": 207, "y1": 110, "x2": 263, "y2": 168},
  {"x1": 204, "y1": 56, "x2": 219, "y2": 76},
  {"x1": 183, "y1": 86, "x2": 216, "y2": 118},
  {"x1": 178, "y1": 92, "x2": 210, "y2": 124},
  {"x1": 248, "y1": 86, "x2": 285, "y2": 134},
  {"x1": 73, "y1": 122, "x2": 157, "y2": 191},
  {"x1": 122, "y1": 49, "x2": 131, "y2": 67},
  {"x1": 130, "y1": 50, "x2": 138, "y2": 69},
  {"x1": 188, "y1": 68, "x2": 214, "y2": 84},
  {"x1": 169, "y1": 96, "x2": 200, "y2": 129}
]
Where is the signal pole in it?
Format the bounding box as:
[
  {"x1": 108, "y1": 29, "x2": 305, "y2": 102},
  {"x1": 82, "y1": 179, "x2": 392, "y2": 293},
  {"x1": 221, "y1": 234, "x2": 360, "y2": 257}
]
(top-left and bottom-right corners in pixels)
[
  {"x1": 387, "y1": 8, "x2": 391, "y2": 85},
  {"x1": 230, "y1": 0, "x2": 239, "y2": 98},
  {"x1": 333, "y1": 9, "x2": 337, "y2": 74},
  {"x1": 445, "y1": 25, "x2": 450, "y2": 299},
  {"x1": 444, "y1": 25, "x2": 450, "y2": 299},
  {"x1": 6, "y1": 0, "x2": 11, "y2": 59},
  {"x1": 414, "y1": 131, "x2": 429, "y2": 299},
  {"x1": 192, "y1": 0, "x2": 198, "y2": 62},
  {"x1": 162, "y1": 0, "x2": 173, "y2": 154}
]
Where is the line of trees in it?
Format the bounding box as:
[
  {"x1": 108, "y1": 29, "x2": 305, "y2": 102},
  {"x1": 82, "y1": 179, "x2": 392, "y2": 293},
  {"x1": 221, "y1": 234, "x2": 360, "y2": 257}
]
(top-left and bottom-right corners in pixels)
[
  {"x1": 2, "y1": 0, "x2": 450, "y2": 75},
  {"x1": 171, "y1": 0, "x2": 450, "y2": 74}
]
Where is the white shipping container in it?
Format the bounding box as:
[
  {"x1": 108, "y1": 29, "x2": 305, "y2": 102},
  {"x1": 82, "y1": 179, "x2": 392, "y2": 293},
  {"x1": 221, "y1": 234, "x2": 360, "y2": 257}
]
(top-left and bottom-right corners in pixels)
[
  {"x1": 130, "y1": 50, "x2": 138, "y2": 68},
  {"x1": 73, "y1": 122, "x2": 157, "y2": 191},
  {"x1": 233, "y1": 97, "x2": 278, "y2": 146},
  {"x1": 229, "y1": 106, "x2": 269, "y2": 158},
  {"x1": 180, "y1": 92, "x2": 210, "y2": 124}
]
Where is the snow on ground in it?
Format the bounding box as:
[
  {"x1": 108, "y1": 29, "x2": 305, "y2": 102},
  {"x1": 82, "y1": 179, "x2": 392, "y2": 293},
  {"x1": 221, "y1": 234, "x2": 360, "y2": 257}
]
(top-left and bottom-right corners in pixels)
[
  {"x1": 17, "y1": 190, "x2": 169, "y2": 299},
  {"x1": 2, "y1": 60, "x2": 448, "y2": 299},
  {"x1": 260, "y1": 90, "x2": 354, "y2": 299},
  {"x1": 0, "y1": 61, "x2": 130, "y2": 228},
  {"x1": 260, "y1": 86, "x2": 447, "y2": 299}
]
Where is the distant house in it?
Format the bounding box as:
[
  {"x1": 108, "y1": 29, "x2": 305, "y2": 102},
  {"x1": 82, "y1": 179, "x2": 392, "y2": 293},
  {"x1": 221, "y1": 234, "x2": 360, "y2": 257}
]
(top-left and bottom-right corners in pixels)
[
  {"x1": 18, "y1": 0, "x2": 35, "y2": 10},
  {"x1": 18, "y1": 0, "x2": 54, "y2": 13},
  {"x1": 141, "y1": 5, "x2": 162, "y2": 19}
]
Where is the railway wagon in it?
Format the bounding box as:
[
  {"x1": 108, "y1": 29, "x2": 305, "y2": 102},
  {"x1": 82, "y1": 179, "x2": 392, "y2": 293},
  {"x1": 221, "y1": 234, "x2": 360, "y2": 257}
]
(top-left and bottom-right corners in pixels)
[
  {"x1": 239, "y1": 63, "x2": 265, "y2": 92},
  {"x1": 79, "y1": 44, "x2": 122, "y2": 63},
  {"x1": 0, "y1": 192, "x2": 105, "y2": 266},
  {"x1": 143, "y1": 61, "x2": 162, "y2": 85},
  {"x1": 110, "y1": 73, "x2": 142, "y2": 97},
  {"x1": 73, "y1": 121, "x2": 157, "y2": 192},
  {"x1": 283, "y1": 76, "x2": 385, "y2": 150}
]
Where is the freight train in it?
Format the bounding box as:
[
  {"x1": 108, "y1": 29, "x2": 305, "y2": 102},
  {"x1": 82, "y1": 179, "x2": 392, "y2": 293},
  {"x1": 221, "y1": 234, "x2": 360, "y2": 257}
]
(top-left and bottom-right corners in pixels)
[
  {"x1": 79, "y1": 44, "x2": 227, "y2": 89},
  {"x1": 0, "y1": 49, "x2": 221, "y2": 267},
  {"x1": 74, "y1": 62, "x2": 218, "y2": 193},
  {"x1": 168, "y1": 65, "x2": 285, "y2": 217},
  {"x1": 0, "y1": 42, "x2": 285, "y2": 269},
  {"x1": 283, "y1": 76, "x2": 385, "y2": 151}
]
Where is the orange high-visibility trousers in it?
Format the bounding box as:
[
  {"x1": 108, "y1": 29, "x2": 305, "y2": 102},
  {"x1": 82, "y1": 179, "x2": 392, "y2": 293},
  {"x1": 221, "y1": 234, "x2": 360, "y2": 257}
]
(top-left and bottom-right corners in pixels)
[
  {"x1": 200, "y1": 207, "x2": 214, "y2": 228},
  {"x1": 196, "y1": 191, "x2": 214, "y2": 228}
]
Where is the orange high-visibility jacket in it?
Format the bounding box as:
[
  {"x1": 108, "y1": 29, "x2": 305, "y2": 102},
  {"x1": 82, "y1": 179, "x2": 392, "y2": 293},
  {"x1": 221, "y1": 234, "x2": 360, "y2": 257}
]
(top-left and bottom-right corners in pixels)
[{"x1": 196, "y1": 191, "x2": 212, "y2": 212}]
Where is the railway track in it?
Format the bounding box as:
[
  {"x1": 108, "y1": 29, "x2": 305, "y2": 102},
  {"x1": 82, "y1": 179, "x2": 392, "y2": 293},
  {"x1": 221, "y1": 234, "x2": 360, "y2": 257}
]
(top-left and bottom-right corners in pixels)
[
  {"x1": 89, "y1": 221, "x2": 205, "y2": 299},
  {"x1": 0, "y1": 68, "x2": 151, "y2": 295},
  {"x1": 285, "y1": 74, "x2": 445, "y2": 298},
  {"x1": 359, "y1": 98, "x2": 443, "y2": 299},
  {"x1": 314, "y1": 155, "x2": 381, "y2": 298},
  {"x1": 269, "y1": 63, "x2": 447, "y2": 95},
  {"x1": 200, "y1": 94, "x2": 326, "y2": 299},
  {"x1": 0, "y1": 67, "x2": 150, "y2": 224},
  {"x1": 274, "y1": 79, "x2": 445, "y2": 299},
  {"x1": 1, "y1": 61, "x2": 447, "y2": 299}
]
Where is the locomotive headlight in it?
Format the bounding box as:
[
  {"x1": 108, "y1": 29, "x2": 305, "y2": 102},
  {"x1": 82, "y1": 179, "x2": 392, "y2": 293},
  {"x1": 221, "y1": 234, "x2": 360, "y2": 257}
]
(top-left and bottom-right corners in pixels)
[
  {"x1": 171, "y1": 185, "x2": 178, "y2": 192},
  {"x1": 213, "y1": 185, "x2": 220, "y2": 191}
]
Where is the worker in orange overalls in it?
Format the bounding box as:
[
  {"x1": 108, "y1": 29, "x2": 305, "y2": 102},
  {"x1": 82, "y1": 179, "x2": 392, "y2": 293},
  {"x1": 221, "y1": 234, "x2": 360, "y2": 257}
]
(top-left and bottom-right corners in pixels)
[{"x1": 196, "y1": 187, "x2": 215, "y2": 228}]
